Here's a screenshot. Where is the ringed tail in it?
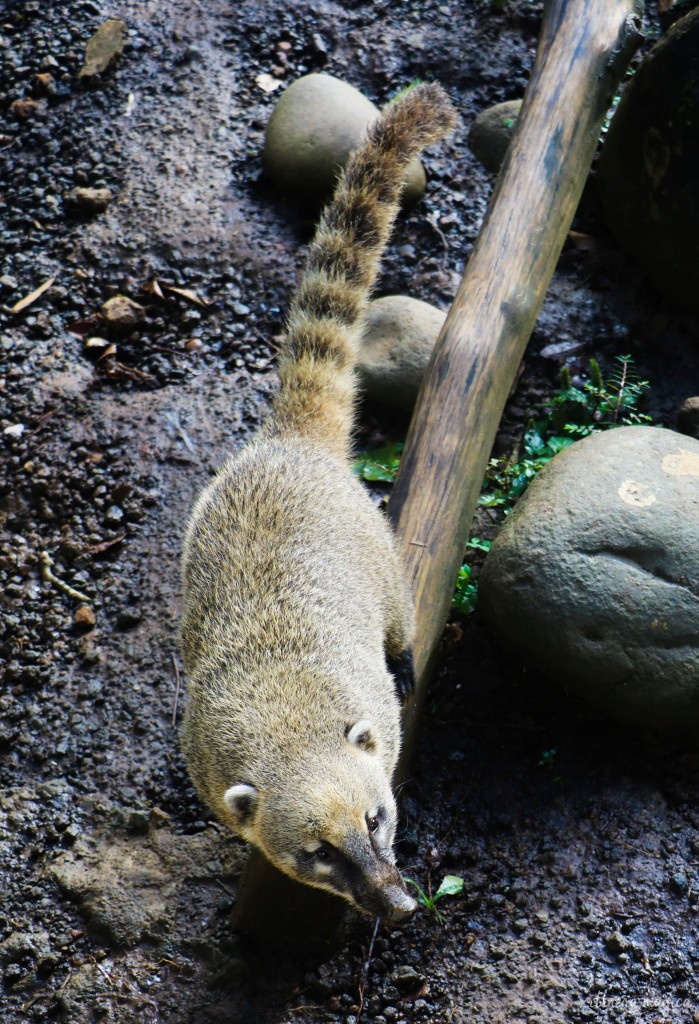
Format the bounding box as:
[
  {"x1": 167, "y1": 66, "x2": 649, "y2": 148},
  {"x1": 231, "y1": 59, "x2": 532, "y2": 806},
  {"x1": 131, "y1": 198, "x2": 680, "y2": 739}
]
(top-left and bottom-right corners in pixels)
[{"x1": 268, "y1": 82, "x2": 458, "y2": 459}]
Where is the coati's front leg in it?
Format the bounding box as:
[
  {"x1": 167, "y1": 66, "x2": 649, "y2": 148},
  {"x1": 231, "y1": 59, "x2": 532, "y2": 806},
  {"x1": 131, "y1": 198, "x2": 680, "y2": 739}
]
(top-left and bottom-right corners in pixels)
[
  {"x1": 386, "y1": 646, "x2": 416, "y2": 704},
  {"x1": 383, "y1": 573, "x2": 417, "y2": 703}
]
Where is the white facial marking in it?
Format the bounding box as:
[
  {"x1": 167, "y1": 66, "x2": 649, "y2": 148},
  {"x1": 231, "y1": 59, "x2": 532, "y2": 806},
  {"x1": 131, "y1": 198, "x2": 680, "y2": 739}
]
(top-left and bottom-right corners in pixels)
[
  {"x1": 347, "y1": 719, "x2": 377, "y2": 750},
  {"x1": 223, "y1": 782, "x2": 258, "y2": 821}
]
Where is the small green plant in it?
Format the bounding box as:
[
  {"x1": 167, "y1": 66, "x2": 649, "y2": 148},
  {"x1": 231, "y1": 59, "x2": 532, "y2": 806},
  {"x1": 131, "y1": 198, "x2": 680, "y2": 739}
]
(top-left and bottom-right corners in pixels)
[
  {"x1": 453, "y1": 564, "x2": 478, "y2": 615},
  {"x1": 537, "y1": 748, "x2": 557, "y2": 768},
  {"x1": 479, "y1": 355, "x2": 651, "y2": 515},
  {"x1": 403, "y1": 874, "x2": 464, "y2": 923},
  {"x1": 354, "y1": 355, "x2": 651, "y2": 614}
]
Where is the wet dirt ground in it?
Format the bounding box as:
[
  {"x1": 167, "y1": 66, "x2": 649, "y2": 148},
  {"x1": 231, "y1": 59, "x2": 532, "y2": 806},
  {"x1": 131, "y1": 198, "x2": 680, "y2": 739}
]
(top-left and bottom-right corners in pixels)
[{"x1": 1, "y1": 1, "x2": 698, "y2": 1022}]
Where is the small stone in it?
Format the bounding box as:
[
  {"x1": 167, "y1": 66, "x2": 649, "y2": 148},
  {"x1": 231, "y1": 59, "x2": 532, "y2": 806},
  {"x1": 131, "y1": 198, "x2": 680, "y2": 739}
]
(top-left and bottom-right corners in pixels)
[
  {"x1": 11, "y1": 97, "x2": 39, "y2": 120},
  {"x1": 105, "y1": 504, "x2": 124, "y2": 525},
  {"x1": 64, "y1": 187, "x2": 113, "y2": 214},
  {"x1": 468, "y1": 99, "x2": 522, "y2": 173},
  {"x1": 79, "y1": 19, "x2": 126, "y2": 79},
  {"x1": 677, "y1": 397, "x2": 699, "y2": 439},
  {"x1": 669, "y1": 873, "x2": 688, "y2": 895},
  {"x1": 34, "y1": 72, "x2": 53, "y2": 92},
  {"x1": 116, "y1": 608, "x2": 143, "y2": 629},
  {"x1": 391, "y1": 965, "x2": 423, "y2": 992},
  {"x1": 73, "y1": 605, "x2": 96, "y2": 631},
  {"x1": 3, "y1": 423, "x2": 25, "y2": 438},
  {"x1": 264, "y1": 74, "x2": 426, "y2": 207},
  {"x1": 513, "y1": 918, "x2": 528, "y2": 933},
  {"x1": 604, "y1": 931, "x2": 630, "y2": 955},
  {"x1": 101, "y1": 295, "x2": 146, "y2": 332},
  {"x1": 357, "y1": 294, "x2": 447, "y2": 411}
]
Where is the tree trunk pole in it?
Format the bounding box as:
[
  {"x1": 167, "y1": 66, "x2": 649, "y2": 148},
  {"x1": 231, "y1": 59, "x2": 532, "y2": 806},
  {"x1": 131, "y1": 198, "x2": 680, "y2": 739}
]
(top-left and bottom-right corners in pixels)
[
  {"x1": 391, "y1": 0, "x2": 643, "y2": 763},
  {"x1": 232, "y1": 0, "x2": 643, "y2": 945}
]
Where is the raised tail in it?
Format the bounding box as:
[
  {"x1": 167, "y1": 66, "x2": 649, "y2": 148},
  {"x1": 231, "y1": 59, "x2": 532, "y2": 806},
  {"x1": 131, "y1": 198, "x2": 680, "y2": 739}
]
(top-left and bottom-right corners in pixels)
[{"x1": 267, "y1": 82, "x2": 457, "y2": 459}]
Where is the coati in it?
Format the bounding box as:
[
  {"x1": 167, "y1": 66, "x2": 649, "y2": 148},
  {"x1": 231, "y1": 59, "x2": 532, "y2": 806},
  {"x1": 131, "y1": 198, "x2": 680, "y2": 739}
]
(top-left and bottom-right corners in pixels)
[{"x1": 180, "y1": 83, "x2": 456, "y2": 923}]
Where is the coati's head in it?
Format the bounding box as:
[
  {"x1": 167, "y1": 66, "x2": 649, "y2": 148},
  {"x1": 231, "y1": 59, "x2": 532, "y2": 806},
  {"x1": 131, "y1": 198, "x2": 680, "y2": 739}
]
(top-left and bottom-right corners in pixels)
[{"x1": 221, "y1": 718, "x2": 417, "y2": 924}]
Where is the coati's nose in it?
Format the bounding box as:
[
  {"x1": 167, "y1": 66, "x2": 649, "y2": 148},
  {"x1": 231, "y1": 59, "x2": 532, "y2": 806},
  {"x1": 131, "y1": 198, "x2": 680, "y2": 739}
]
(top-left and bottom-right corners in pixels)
[{"x1": 382, "y1": 883, "x2": 418, "y2": 924}]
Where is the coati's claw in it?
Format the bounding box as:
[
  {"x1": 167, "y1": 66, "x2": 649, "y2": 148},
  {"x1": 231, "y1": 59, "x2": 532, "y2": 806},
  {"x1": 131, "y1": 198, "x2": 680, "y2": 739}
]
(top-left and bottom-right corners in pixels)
[{"x1": 387, "y1": 648, "x2": 416, "y2": 704}]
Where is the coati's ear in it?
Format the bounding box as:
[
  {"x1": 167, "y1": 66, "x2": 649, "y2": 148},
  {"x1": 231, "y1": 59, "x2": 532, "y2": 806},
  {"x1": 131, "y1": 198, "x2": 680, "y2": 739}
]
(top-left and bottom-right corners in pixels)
[
  {"x1": 223, "y1": 783, "x2": 259, "y2": 832},
  {"x1": 346, "y1": 719, "x2": 378, "y2": 753}
]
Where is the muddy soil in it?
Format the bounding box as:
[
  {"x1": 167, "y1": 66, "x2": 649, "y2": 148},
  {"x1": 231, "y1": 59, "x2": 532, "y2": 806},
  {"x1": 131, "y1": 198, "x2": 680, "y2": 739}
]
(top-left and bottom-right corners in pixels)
[{"x1": 1, "y1": 1, "x2": 698, "y2": 1022}]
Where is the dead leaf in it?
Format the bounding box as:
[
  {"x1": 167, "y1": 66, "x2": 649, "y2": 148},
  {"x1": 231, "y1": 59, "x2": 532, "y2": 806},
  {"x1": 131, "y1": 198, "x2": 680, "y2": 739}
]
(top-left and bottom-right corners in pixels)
[
  {"x1": 164, "y1": 285, "x2": 210, "y2": 306},
  {"x1": 10, "y1": 276, "x2": 56, "y2": 314},
  {"x1": 567, "y1": 230, "x2": 597, "y2": 253},
  {"x1": 256, "y1": 72, "x2": 282, "y2": 93},
  {"x1": 66, "y1": 317, "x2": 101, "y2": 338},
  {"x1": 145, "y1": 278, "x2": 165, "y2": 299},
  {"x1": 79, "y1": 19, "x2": 127, "y2": 79},
  {"x1": 87, "y1": 534, "x2": 126, "y2": 555}
]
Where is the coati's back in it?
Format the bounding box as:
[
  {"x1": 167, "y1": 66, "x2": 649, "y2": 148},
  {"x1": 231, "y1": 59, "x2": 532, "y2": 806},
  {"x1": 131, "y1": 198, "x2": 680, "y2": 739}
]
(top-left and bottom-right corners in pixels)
[{"x1": 180, "y1": 84, "x2": 456, "y2": 923}]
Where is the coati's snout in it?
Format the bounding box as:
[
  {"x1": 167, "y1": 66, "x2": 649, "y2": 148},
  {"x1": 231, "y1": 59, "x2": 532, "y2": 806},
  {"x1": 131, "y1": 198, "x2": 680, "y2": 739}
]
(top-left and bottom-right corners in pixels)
[{"x1": 347, "y1": 851, "x2": 418, "y2": 924}]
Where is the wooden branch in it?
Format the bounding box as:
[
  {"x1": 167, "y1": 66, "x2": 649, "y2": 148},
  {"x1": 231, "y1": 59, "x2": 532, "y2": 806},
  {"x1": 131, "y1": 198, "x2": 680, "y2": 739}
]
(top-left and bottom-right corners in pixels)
[
  {"x1": 391, "y1": 0, "x2": 642, "y2": 766},
  {"x1": 232, "y1": 0, "x2": 642, "y2": 946}
]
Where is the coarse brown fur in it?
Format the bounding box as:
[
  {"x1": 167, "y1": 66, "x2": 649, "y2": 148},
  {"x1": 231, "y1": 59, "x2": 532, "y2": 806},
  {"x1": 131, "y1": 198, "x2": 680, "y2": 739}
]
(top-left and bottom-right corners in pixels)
[{"x1": 180, "y1": 83, "x2": 456, "y2": 922}]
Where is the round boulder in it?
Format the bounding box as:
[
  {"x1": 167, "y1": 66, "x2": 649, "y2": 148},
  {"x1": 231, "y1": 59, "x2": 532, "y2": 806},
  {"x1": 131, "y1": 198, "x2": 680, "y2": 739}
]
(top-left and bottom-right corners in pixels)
[
  {"x1": 357, "y1": 295, "x2": 446, "y2": 411},
  {"x1": 597, "y1": 9, "x2": 699, "y2": 312},
  {"x1": 263, "y1": 74, "x2": 426, "y2": 206},
  {"x1": 468, "y1": 99, "x2": 522, "y2": 174},
  {"x1": 479, "y1": 426, "x2": 699, "y2": 733},
  {"x1": 678, "y1": 396, "x2": 699, "y2": 440}
]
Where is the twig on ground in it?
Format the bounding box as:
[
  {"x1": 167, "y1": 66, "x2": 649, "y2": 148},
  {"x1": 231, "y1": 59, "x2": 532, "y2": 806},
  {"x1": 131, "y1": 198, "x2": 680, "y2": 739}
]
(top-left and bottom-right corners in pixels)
[
  {"x1": 90, "y1": 957, "x2": 114, "y2": 986},
  {"x1": 356, "y1": 916, "x2": 381, "y2": 1023},
  {"x1": 39, "y1": 550, "x2": 90, "y2": 603}
]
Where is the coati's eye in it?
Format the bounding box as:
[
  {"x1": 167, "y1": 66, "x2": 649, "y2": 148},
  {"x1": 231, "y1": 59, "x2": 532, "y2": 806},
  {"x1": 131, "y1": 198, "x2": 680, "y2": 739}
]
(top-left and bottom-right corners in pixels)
[
  {"x1": 366, "y1": 808, "x2": 384, "y2": 833},
  {"x1": 304, "y1": 841, "x2": 334, "y2": 863}
]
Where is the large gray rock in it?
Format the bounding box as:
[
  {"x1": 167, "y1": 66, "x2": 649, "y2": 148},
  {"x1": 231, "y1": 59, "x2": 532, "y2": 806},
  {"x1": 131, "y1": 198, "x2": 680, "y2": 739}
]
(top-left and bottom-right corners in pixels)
[
  {"x1": 357, "y1": 294, "x2": 446, "y2": 411},
  {"x1": 480, "y1": 426, "x2": 699, "y2": 733},
  {"x1": 263, "y1": 74, "x2": 426, "y2": 206},
  {"x1": 468, "y1": 99, "x2": 522, "y2": 174},
  {"x1": 597, "y1": 9, "x2": 699, "y2": 312}
]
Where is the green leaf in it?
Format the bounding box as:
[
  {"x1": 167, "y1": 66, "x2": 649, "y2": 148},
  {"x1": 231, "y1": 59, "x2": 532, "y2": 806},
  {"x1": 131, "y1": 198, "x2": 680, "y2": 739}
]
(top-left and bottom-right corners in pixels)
[
  {"x1": 403, "y1": 876, "x2": 430, "y2": 907},
  {"x1": 466, "y1": 537, "x2": 491, "y2": 552},
  {"x1": 434, "y1": 874, "x2": 465, "y2": 900},
  {"x1": 353, "y1": 442, "x2": 403, "y2": 482}
]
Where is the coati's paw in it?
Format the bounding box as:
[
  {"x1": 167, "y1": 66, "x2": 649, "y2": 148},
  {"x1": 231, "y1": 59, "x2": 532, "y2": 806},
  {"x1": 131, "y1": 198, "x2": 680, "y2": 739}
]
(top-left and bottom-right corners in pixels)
[{"x1": 387, "y1": 648, "x2": 416, "y2": 704}]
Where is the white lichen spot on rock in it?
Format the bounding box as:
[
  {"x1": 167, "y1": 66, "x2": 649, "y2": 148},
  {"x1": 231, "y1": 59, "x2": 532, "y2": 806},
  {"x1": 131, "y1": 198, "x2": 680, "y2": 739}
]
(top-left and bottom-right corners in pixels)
[
  {"x1": 618, "y1": 479, "x2": 657, "y2": 508},
  {"x1": 662, "y1": 449, "x2": 699, "y2": 477}
]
